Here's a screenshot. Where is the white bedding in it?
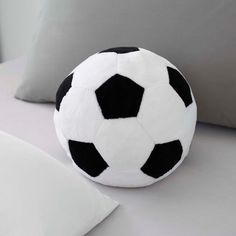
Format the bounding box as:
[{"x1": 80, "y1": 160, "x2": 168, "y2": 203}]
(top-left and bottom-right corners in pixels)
[
  {"x1": 0, "y1": 59, "x2": 236, "y2": 236},
  {"x1": 0, "y1": 131, "x2": 118, "y2": 236}
]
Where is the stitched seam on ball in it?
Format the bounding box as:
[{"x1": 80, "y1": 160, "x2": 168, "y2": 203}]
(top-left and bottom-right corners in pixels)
[{"x1": 135, "y1": 118, "x2": 155, "y2": 147}]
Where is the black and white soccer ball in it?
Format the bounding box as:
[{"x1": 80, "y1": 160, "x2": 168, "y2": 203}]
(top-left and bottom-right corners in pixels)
[{"x1": 54, "y1": 47, "x2": 197, "y2": 187}]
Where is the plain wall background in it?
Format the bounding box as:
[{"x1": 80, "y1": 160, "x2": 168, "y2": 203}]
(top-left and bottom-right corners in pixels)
[{"x1": 0, "y1": 0, "x2": 42, "y2": 62}]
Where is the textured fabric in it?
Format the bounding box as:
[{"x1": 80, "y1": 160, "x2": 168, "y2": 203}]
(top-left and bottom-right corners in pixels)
[
  {"x1": 54, "y1": 48, "x2": 197, "y2": 187},
  {"x1": 0, "y1": 130, "x2": 118, "y2": 236},
  {"x1": 15, "y1": 0, "x2": 236, "y2": 128},
  {"x1": 2, "y1": 59, "x2": 236, "y2": 236}
]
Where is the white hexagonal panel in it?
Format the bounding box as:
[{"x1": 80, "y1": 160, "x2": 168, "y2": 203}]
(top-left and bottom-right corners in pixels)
[
  {"x1": 177, "y1": 99, "x2": 197, "y2": 157},
  {"x1": 94, "y1": 118, "x2": 154, "y2": 170},
  {"x1": 117, "y1": 48, "x2": 171, "y2": 88},
  {"x1": 59, "y1": 87, "x2": 104, "y2": 142},
  {"x1": 72, "y1": 52, "x2": 117, "y2": 89},
  {"x1": 138, "y1": 84, "x2": 187, "y2": 143}
]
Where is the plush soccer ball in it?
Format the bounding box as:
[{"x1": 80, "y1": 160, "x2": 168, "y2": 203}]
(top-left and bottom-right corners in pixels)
[{"x1": 54, "y1": 47, "x2": 197, "y2": 187}]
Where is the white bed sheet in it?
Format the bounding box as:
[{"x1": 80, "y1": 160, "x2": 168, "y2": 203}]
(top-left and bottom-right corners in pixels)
[{"x1": 0, "y1": 59, "x2": 236, "y2": 236}]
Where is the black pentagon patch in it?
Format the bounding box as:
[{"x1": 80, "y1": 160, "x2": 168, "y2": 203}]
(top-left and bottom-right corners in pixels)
[
  {"x1": 95, "y1": 74, "x2": 144, "y2": 119},
  {"x1": 69, "y1": 140, "x2": 108, "y2": 177},
  {"x1": 167, "y1": 67, "x2": 193, "y2": 107},
  {"x1": 141, "y1": 140, "x2": 183, "y2": 179},
  {"x1": 56, "y1": 73, "x2": 73, "y2": 111},
  {"x1": 100, "y1": 47, "x2": 139, "y2": 54}
]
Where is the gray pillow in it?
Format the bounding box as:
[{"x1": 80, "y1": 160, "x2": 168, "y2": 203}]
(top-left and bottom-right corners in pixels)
[{"x1": 15, "y1": 0, "x2": 236, "y2": 128}]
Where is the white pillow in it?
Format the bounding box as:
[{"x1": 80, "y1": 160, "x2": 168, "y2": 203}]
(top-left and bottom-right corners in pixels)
[{"x1": 0, "y1": 131, "x2": 118, "y2": 236}]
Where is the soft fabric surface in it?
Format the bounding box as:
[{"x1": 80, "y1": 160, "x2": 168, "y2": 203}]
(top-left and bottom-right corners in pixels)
[
  {"x1": 1, "y1": 59, "x2": 236, "y2": 235},
  {"x1": 15, "y1": 0, "x2": 236, "y2": 128},
  {"x1": 54, "y1": 48, "x2": 197, "y2": 187},
  {"x1": 0, "y1": 130, "x2": 118, "y2": 236}
]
